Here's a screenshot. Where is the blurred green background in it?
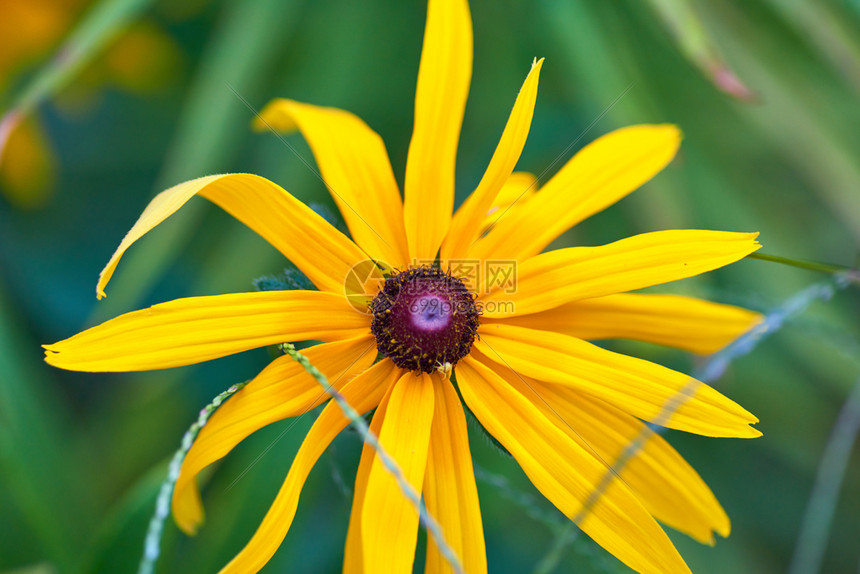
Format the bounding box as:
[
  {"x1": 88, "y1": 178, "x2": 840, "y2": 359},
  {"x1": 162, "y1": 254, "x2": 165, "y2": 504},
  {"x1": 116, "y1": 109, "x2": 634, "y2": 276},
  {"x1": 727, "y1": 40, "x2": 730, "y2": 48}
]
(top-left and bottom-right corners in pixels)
[{"x1": 2, "y1": 0, "x2": 860, "y2": 572}]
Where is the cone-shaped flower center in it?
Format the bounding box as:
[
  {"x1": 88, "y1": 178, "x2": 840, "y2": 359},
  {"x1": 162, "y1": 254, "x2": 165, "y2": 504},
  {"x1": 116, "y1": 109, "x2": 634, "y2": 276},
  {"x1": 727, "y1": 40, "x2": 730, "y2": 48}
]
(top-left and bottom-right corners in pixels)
[{"x1": 369, "y1": 267, "x2": 480, "y2": 373}]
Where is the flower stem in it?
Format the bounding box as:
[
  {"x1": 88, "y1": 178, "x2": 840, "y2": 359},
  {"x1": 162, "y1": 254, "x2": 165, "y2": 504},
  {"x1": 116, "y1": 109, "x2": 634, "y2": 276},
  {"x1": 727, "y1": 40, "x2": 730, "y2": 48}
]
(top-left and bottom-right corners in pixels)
[
  {"x1": 280, "y1": 343, "x2": 465, "y2": 574},
  {"x1": 138, "y1": 381, "x2": 247, "y2": 574},
  {"x1": 747, "y1": 251, "x2": 855, "y2": 275},
  {"x1": 789, "y1": 375, "x2": 860, "y2": 574},
  {"x1": 0, "y1": 0, "x2": 153, "y2": 160},
  {"x1": 534, "y1": 273, "x2": 855, "y2": 574}
]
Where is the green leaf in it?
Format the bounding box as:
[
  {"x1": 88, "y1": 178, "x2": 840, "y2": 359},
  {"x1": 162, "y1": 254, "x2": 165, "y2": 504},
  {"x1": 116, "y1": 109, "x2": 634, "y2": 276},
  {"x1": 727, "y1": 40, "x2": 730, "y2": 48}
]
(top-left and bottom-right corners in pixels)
[
  {"x1": 88, "y1": 0, "x2": 308, "y2": 323},
  {"x1": 0, "y1": 0, "x2": 154, "y2": 155},
  {"x1": 0, "y1": 282, "x2": 98, "y2": 572}
]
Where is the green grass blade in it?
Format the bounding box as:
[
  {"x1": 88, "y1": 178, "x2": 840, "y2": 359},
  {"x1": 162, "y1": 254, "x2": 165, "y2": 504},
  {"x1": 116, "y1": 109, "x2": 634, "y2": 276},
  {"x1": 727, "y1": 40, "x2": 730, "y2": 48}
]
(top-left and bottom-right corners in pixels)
[
  {"x1": 0, "y1": 0, "x2": 153, "y2": 157},
  {"x1": 89, "y1": 0, "x2": 307, "y2": 323},
  {"x1": 0, "y1": 283, "x2": 98, "y2": 572}
]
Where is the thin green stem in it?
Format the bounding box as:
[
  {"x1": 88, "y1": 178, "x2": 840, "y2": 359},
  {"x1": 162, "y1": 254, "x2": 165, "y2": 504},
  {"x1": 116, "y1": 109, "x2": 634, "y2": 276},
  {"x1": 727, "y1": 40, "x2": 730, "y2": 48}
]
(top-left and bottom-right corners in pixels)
[
  {"x1": 534, "y1": 274, "x2": 854, "y2": 574},
  {"x1": 138, "y1": 381, "x2": 247, "y2": 574},
  {"x1": 280, "y1": 343, "x2": 465, "y2": 574},
  {"x1": 747, "y1": 252, "x2": 854, "y2": 275},
  {"x1": 0, "y1": 0, "x2": 153, "y2": 159},
  {"x1": 789, "y1": 375, "x2": 860, "y2": 574}
]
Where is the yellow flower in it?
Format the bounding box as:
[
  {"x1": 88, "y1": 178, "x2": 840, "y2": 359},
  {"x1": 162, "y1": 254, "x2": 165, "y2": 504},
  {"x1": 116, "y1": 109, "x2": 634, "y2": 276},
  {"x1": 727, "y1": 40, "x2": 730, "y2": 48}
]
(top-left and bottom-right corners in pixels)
[{"x1": 44, "y1": 1, "x2": 762, "y2": 572}]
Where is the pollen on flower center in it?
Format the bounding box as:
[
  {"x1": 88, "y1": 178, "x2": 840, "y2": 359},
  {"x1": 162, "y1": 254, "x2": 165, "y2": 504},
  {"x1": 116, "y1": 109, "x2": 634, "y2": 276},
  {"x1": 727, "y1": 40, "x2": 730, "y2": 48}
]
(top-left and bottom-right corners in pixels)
[{"x1": 369, "y1": 267, "x2": 480, "y2": 373}]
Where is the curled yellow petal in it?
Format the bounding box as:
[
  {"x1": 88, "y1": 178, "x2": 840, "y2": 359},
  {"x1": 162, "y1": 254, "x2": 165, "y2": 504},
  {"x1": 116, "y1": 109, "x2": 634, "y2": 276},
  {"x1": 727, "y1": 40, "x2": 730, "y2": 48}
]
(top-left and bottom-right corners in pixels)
[{"x1": 96, "y1": 173, "x2": 367, "y2": 299}]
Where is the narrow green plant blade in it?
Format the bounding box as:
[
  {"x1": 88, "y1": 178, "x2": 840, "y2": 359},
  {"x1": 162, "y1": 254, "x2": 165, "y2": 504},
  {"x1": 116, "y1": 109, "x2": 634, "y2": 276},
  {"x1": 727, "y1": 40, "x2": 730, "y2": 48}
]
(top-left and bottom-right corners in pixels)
[
  {"x1": 0, "y1": 282, "x2": 97, "y2": 572},
  {"x1": 0, "y1": 0, "x2": 153, "y2": 157},
  {"x1": 89, "y1": 0, "x2": 307, "y2": 323},
  {"x1": 644, "y1": 0, "x2": 754, "y2": 100}
]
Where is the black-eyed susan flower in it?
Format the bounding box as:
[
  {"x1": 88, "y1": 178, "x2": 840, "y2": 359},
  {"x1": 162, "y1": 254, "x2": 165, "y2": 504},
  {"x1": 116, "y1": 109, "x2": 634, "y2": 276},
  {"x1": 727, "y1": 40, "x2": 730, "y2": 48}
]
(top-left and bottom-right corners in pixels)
[{"x1": 44, "y1": 0, "x2": 762, "y2": 572}]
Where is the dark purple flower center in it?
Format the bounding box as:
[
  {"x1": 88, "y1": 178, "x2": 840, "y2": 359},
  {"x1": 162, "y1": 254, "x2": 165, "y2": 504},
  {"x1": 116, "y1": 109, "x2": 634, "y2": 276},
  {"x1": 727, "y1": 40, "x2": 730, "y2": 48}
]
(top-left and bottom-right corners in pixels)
[{"x1": 369, "y1": 267, "x2": 480, "y2": 373}]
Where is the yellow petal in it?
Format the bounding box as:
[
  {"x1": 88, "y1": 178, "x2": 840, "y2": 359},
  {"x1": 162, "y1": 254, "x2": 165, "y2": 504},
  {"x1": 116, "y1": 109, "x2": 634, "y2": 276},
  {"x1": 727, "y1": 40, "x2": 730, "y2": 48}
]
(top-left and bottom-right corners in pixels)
[
  {"x1": 254, "y1": 99, "x2": 409, "y2": 267},
  {"x1": 441, "y1": 59, "x2": 543, "y2": 262},
  {"x1": 404, "y1": 0, "x2": 472, "y2": 261},
  {"x1": 43, "y1": 290, "x2": 369, "y2": 372},
  {"x1": 96, "y1": 173, "x2": 368, "y2": 299},
  {"x1": 475, "y1": 324, "x2": 760, "y2": 438},
  {"x1": 479, "y1": 171, "x2": 538, "y2": 233},
  {"x1": 343, "y1": 374, "x2": 398, "y2": 574},
  {"x1": 485, "y1": 293, "x2": 763, "y2": 354},
  {"x1": 456, "y1": 357, "x2": 691, "y2": 574},
  {"x1": 424, "y1": 376, "x2": 486, "y2": 574},
  {"x1": 361, "y1": 371, "x2": 435, "y2": 574},
  {"x1": 480, "y1": 229, "x2": 761, "y2": 318},
  {"x1": 478, "y1": 357, "x2": 729, "y2": 544},
  {"x1": 470, "y1": 124, "x2": 682, "y2": 261},
  {"x1": 172, "y1": 336, "x2": 376, "y2": 534},
  {"x1": 219, "y1": 359, "x2": 400, "y2": 573}
]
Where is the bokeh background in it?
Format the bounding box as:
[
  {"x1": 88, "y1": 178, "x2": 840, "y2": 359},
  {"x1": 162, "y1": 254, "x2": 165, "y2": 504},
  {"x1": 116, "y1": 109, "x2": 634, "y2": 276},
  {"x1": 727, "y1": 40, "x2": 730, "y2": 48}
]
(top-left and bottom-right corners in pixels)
[{"x1": 2, "y1": 0, "x2": 860, "y2": 572}]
